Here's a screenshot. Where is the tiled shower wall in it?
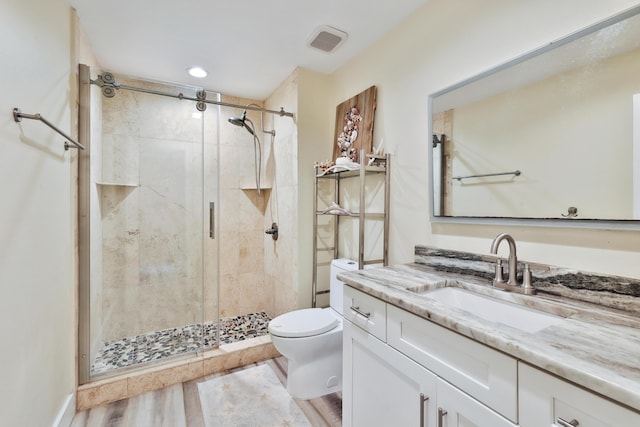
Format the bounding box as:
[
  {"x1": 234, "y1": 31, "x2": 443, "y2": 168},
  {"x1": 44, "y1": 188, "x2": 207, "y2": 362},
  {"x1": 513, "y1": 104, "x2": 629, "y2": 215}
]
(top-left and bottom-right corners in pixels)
[
  {"x1": 264, "y1": 72, "x2": 300, "y2": 317},
  {"x1": 218, "y1": 95, "x2": 271, "y2": 318},
  {"x1": 95, "y1": 74, "x2": 299, "y2": 343}
]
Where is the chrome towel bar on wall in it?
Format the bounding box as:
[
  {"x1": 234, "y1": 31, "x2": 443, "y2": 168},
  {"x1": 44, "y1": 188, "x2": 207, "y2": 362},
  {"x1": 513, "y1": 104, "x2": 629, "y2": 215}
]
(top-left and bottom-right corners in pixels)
[
  {"x1": 453, "y1": 170, "x2": 521, "y2": 181},
  {"x1": 13, "y1": 107, "x2": 85, "y2": 150}
]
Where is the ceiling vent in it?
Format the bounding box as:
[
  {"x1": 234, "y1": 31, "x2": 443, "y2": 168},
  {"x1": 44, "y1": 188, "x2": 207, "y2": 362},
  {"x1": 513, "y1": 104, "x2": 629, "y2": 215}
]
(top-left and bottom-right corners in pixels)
[{"x1": 308, "y1": 26, "x2": 348, "y2": 53}]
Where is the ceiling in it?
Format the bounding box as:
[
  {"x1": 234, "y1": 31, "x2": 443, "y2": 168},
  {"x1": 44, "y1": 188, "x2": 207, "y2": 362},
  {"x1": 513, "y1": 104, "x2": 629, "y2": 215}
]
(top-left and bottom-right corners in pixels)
[{"x1": 69, "y1": 0, "x2": 429, "y2": 100}]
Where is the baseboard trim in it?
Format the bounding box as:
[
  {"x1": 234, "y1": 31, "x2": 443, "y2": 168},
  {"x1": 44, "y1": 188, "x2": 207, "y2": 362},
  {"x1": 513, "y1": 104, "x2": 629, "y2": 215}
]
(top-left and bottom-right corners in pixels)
[{"x1": 52, "y1": 392, "x2": 76, "y2": 427}]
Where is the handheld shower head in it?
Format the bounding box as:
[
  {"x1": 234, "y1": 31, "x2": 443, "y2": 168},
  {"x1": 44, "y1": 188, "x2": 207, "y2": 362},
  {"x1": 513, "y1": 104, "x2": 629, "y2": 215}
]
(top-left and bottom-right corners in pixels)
[
  {"x1": 228, "y1": 110, "x2": 255, "y2": 135},
  {"x1": 228, "y1": 109, "x2": 262, "y2": 194},
  {"x1": 228, "y1": 110, "x2": 246, "y2": 126}
]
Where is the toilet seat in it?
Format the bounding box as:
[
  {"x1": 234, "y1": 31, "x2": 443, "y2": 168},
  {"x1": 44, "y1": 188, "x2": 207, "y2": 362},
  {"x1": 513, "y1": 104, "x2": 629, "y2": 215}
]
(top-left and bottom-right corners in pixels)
[{"x1": 268, "y1": 308, "x2": 339, "y2": 338}]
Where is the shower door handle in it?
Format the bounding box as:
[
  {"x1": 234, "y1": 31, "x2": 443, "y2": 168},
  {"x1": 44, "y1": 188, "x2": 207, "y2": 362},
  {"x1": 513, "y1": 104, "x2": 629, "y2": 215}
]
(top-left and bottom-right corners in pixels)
[{"x1": 209, "y1": 202, "x2": 215, "y2": 239}]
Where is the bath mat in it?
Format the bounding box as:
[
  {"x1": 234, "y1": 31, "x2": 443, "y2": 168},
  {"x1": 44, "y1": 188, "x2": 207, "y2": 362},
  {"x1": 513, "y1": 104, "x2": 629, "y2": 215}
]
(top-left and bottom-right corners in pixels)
[{"x1": 197, "y1": 364, "x2": 311, "y2": 427}]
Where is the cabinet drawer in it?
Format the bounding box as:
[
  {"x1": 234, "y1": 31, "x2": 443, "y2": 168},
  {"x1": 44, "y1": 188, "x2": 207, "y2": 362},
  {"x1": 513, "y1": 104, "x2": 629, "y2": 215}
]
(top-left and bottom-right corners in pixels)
[
  {"x1": 343, "y1": 286, "x2": 386, "y2": 341},
  {"x1": 519, "y1": 363, "x2": 640, "y2": 427},
  {"x1": 387, "y1": 304, "x2": 518, "y2": 422}
]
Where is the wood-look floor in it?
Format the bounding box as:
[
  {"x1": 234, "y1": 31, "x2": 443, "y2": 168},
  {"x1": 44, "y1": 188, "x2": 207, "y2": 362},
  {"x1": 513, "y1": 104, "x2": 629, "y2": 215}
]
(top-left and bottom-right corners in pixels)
[{"x1": 71, "y1": 357, "x2": 342, "y2": 427}]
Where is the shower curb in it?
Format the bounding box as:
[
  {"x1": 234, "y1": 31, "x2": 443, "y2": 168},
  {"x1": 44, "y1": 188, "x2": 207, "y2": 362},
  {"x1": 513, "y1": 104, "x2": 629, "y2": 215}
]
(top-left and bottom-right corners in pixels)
[{"x1": 76, "y1": 335, "x2": 280, "y2": 411}]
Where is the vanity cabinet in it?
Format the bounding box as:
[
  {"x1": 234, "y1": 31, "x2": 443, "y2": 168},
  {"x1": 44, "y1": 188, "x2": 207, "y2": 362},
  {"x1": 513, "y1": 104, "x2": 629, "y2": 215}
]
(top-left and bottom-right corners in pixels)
[
  {"x1": 343, "y1": 287, "x2": 517, "y2": 427},
  {"x1": 344, "y1": 284, "x2": 640, "y2": 427},
  {"x1": 343, "y1": 319, "x2": 437, "y2": 427},
  {"x1": 519, "y1": 363, "x2": 639, "y2": 427}
]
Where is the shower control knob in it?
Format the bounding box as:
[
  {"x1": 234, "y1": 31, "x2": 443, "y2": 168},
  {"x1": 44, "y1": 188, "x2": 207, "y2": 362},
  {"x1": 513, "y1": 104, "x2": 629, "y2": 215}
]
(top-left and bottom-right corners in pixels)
[{"x1": 265, "y1": 223, "x2": 278, "y2": 241}]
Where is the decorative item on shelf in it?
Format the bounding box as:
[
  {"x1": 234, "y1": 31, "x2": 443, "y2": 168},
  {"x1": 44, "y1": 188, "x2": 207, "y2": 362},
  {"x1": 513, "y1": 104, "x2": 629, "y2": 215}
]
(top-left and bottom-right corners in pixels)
[
  {"x1": 337, "y1": 106, "x2": 362, "y2": 162},
  {"x1": 314, "y1": 159, "x2": 334, "y2": 173},
  {"x1": 367, "y1": 157, "x2": 386, "y2": 169},
  {"x1": 316, "y1": 162, "x2": 360, "y2": 177},
  {"x1": 321, "y1": 202, "x2": 353, "y2": 216},
  {"x1": 368, "y1": 141, "x2": 386, "y2": 168},
  {"x1": 333, "y1": 86, "x2": 377, "y2": 164}
]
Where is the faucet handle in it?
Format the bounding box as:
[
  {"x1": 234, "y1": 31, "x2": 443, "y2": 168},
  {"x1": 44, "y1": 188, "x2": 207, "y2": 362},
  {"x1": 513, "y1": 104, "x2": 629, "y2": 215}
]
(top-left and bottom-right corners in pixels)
[
  {"x1": 494, "y1": 259, "x2": 505, "y2": 284},
  {"x1": 521, "y1": 264, "x2": 536, "y2": 295}
]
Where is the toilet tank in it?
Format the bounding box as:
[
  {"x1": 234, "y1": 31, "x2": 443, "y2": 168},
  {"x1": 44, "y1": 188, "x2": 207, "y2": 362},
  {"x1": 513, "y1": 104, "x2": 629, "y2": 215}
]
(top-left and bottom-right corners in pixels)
[{"x1": 329, "y1": 258, "x2": 359, "y2": 315}]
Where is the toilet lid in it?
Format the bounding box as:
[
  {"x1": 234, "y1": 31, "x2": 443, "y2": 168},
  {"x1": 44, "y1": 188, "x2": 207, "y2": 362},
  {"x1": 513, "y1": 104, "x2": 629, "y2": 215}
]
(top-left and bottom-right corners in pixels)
[{"x1": 268, "y1": 308, "x2": 339, "y2": 338}]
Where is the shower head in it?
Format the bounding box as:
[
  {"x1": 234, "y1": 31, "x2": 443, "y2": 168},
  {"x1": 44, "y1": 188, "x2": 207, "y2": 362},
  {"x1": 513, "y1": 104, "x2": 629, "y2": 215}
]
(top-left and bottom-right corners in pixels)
[
  {"x1": 228, "y1": 110, "x2": 255, "y2": 135},
  {"x1": 228, "y1": 110, "x2": 262, "y2": 195},
  {"x1": 228, "y1": 111, "x2": 246, "y2": 127}
]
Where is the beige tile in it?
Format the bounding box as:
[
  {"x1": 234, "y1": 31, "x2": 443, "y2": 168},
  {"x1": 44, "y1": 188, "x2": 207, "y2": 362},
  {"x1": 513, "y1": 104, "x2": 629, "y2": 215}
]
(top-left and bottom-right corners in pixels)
[
  {"x1": 238, "y1": 230, "x2": 265, "y2": 273},
  {"x1": 223, "y1": 271, "x2": 270, "y2": 317},
  {"x1": 127, "y1": 359, "x2": 204, "y2": 397},
  {"x1": 201, "y1": 338, "x2": 279, "y2": 376},
  {"x1": 220, "y1": 348, "x2": 243, "y2": 371},
  {"x1": 76, "y1": 377, "x2": 128, "y2": 411},
  {"x1": 241, "y1": 342, "x2": 280, "y2": 366},
  {"x1": 202, "y1": 352, "x2": 227, "y2": 376}
]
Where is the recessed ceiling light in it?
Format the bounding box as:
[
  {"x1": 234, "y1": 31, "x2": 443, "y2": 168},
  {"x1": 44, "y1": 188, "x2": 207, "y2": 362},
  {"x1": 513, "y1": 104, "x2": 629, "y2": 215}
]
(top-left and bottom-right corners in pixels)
[{"x1": 187, "y1": 66, "x2": 208, "y2": 78}]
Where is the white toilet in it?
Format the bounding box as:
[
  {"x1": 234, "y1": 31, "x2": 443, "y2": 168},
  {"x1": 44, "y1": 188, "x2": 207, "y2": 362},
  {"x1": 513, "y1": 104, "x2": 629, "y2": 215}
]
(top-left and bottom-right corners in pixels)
[{"x1": 268, "y1": 258, "x2": 358, "y2": 400}]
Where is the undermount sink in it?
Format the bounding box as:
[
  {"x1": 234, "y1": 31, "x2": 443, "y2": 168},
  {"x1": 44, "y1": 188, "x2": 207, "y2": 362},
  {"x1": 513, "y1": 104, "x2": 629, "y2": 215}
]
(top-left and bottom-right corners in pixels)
[{"x1": 425, "y1": 287, "x2": 564, "y2": 333}]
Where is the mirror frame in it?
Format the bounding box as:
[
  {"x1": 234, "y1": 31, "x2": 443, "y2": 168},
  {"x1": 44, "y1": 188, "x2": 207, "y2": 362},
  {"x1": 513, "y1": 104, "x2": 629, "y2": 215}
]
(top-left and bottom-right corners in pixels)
[{"x1": 428, "y1": 4, "x2": 640, "y2": 231}]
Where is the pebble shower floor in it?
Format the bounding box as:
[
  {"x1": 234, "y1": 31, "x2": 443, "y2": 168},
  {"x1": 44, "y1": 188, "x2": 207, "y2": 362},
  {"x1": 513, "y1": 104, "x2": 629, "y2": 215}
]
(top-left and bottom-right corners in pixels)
[{"x1": 91, "y1": 312, "x2": 272, "y2": 374}]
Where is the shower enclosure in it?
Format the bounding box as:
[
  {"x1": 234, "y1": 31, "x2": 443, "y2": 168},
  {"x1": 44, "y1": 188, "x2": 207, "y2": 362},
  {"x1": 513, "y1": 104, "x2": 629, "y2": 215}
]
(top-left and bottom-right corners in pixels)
[{"x1": 77, "y1": 65, "x2": 286, "y2": 383}]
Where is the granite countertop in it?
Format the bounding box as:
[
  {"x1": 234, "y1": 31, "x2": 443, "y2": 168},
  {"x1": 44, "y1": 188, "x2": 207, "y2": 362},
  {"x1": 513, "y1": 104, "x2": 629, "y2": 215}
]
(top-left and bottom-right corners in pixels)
[{"x1": 338, "y1": 262, "x2": 640, "y2": 413}]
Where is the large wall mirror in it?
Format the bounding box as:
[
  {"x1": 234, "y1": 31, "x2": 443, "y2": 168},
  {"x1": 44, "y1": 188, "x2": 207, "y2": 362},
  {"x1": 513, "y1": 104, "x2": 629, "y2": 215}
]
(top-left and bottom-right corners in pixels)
[{"x1": 429, "y1": 5, "x2": 640, "y2": 229}]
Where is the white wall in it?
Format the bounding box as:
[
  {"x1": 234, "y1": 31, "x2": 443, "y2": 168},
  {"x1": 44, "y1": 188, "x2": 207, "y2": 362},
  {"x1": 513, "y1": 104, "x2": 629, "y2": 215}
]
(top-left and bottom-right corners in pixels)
[
  {"x1": 294, "y1": 69, "x2": 335, "y2": 309},
  {"x1": 329, "y1": 0, "x2": 640, "y2": 279},
  {"x1": 635, "y1": 93, "x2": 640, "y2": 218},
  {"x1": 0, "y1": 0, "x2": 76, "y2": 425}
]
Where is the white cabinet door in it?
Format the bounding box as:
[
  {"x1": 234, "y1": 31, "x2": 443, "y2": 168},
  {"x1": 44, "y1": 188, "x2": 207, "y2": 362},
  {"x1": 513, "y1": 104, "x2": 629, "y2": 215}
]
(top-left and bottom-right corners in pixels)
[
  {"x1": 519, "y1": 363, "x2": 640, "y2": 427},
  {"x1": 437, "y1": 379, "x2": 517, "y2": 427},
  {"x1": 343, "y1": 319, "x2": 438, "y2": 427},
  {"x1": 387, "y1": 305, "x2": 518, "y2": 422}
]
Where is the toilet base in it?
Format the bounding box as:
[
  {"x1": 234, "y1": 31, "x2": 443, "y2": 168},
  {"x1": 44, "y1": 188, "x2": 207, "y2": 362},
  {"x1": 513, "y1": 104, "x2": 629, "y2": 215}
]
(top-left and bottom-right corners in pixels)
[{"x1": 286, "y1": 354, "x2": 342, "y2": 400}]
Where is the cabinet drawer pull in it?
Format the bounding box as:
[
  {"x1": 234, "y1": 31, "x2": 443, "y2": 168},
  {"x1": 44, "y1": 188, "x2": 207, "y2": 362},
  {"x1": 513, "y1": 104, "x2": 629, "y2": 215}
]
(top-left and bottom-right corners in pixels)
[
  {"x1": 419, "y1": 393, "x2": 429, "y2": 427},
  {"x1": 437, "y1": 407, "x2": 447, "y2": 427},
  {"x1": 350, "y1": 305, "x2": 371, "y2": 319},
  {"x1": 556, "y1": 417, "x2": 579, "y2": 427}
]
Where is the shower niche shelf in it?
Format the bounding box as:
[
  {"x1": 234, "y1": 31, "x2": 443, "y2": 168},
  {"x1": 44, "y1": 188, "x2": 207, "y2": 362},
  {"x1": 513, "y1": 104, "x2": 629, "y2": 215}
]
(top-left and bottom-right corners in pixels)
[
  {"x1": 312, "y1": 150, "x2": 390, "y2": 308},
  {"x1": 96, "y1": 181, "x2": 139, "y2": 187},
  {"x1": 240, "y1": 185, "x2": 272, "y2": 191},
  {"x1": 240, "y1": 187, "x2": 272, "y2": 214}
]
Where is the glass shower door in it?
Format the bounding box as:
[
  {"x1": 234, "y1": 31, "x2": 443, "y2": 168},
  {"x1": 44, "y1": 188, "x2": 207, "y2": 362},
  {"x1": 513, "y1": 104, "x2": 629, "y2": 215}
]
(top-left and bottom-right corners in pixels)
[{"x1": 79, "y1": 67, "x2": 219, "y2": 381}]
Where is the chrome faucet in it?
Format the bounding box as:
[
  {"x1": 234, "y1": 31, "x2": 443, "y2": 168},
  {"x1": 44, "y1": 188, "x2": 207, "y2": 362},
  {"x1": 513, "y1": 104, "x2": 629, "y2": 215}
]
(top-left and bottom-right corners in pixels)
[
  {"x1": 490, "y1": 233, "x2": 536, "y2": 295},
  {"x1": 490, "y1": 233, "x2": 518, "y2": 287}
]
